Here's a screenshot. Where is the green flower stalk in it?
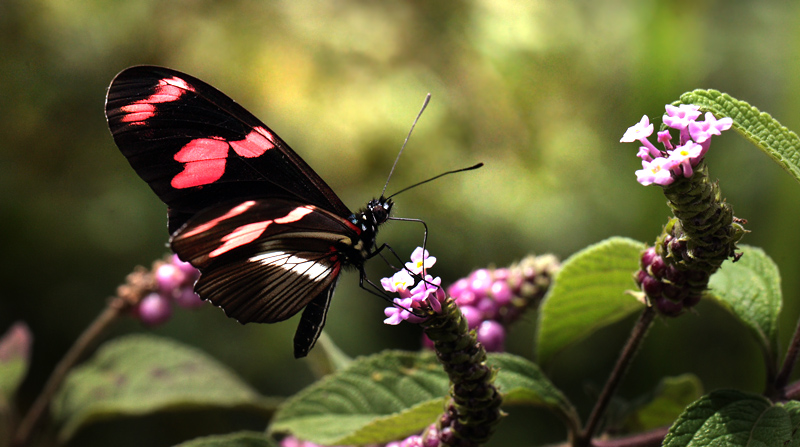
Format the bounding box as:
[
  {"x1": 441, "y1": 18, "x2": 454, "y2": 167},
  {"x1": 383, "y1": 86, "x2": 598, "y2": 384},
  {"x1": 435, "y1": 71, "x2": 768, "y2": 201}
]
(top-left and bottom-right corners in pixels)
[
  {"x1": 420, "y1": 297, "x2": 503, "y2": 447},
  {"x1": 381, "y1": 248, "x2": 508, "y2": 446},
  {"x1": 661, "y1": 161, "x2": 745, "y2": 274},
  {"x1": 380, "y1": 251, "x2": 561, "y2": 445}
]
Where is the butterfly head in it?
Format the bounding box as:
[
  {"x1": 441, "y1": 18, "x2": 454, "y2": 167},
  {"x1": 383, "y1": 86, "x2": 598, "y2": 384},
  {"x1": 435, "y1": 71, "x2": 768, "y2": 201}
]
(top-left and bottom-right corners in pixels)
[
  {"x1": 366, "y1": 196, "x2": 393, "y2": 227},
  {"x1": 346, "y1": 197, "x2": 393, "y2": 258}
]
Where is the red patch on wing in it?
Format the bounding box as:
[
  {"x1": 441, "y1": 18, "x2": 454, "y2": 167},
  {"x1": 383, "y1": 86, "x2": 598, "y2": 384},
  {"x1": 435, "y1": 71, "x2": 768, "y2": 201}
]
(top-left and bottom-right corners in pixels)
[
  {"x1": 171, "y1": 159, "x2": 226, "y2": 189},
  {"x1": 230, "y1": 127, "x2": 275, "y2": 158},
  {"x1": 171, "y1": 138, "x2": 230, "y2": 189},
  {"x1": 210, "y1": 221, "x2": 273, "y2": 257},
  {"x1": 343, "y1": 219, "x2": 360, "y2": 233},
  {"x1": 275, "y1": 206, "x2": 314, "y2": 223},
  {"x1": 170, "y1": 128, "x2": 277, "y2": 189},
  {"x1": 207, "y1": 206, "x2": 315, "y2": 258},
  {"x1": 180, "y1": 200, "x2": 257, "y2": 238},
  {"x1": 120, "y1": 76, "x2": 195, "y2": 124},
  {"x1": 148, "y1": 76, "x2": 194, "y2": 102},
  {"x1": 119, "y1": 103, "x2": 157, "y2": 123}
]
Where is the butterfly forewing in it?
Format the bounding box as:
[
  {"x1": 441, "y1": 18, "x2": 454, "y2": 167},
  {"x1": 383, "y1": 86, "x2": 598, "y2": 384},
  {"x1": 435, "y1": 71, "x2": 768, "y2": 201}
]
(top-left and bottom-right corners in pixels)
[{"x1": 105, "y1": 66, "x2": 351, "y2": 232}]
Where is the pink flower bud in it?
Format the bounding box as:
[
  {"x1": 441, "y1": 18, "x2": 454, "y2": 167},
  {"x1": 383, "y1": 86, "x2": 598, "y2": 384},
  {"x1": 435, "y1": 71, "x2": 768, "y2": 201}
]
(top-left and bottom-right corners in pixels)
[
  {"x1": 477, "y1": 320, "x2": 506, "y2": 352},
  {"x1": 137, "y1": 293, "x2": 173, "y2": 326}
]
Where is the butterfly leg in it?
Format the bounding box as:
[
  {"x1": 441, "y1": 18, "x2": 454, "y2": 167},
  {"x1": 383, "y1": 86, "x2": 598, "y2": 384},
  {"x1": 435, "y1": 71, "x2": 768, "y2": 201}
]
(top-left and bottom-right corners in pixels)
[
  {"x1": 373, "y1": 216, "x2": 430, "y2": 275},
  {"x1": 375, "y1": 218, "x2": 440, "y2": 293},
  {"x1": 359, "y1": 271, "x2": 424, "y2": 318},
  {"x1": 386, "y1": 217, "x2": 429, "y2": 262},
  {"x1": 357, "y1": 266, "x2": 398, "y2": 305},
  {"x1": 372, "y1": 243, "x2": 404, "y2": 270}
]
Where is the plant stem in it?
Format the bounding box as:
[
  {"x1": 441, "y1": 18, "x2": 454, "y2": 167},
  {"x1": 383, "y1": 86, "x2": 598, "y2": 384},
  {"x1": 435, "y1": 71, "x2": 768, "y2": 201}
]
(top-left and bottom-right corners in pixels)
[
  {"x1": 13, "y1": 297, "x2": 127, "y2": 447},
  {"x1": 554, "y1": 425, "x2": 669, "y2": 447},
  {"x1": 592, "y1": 426, "x2": 668, "y2": 447},
  {"x1": 576, "y1": 306, "x2": 656, "y2": 447},
  {"x1": 784, "y1": 380, "x2": 800, "y2": 400},
  {"x1": 773, "y1": 313, "x2": 800, "y2": 395}
]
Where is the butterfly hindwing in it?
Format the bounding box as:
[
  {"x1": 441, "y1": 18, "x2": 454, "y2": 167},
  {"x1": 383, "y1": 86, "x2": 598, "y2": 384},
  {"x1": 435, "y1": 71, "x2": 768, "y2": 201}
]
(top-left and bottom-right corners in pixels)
[
  {"x1": 170, "y1": 198, "x2": 358, "y2": 324},
  {"x1": 194, "y1": 247, "x2": 340, "y2": 324},
  {"x1": 105, "y1": 65, "x2": 351, "y2": 232},
  {"x1": 294, "y1": 279, "x2": 338, "y2": 358}
]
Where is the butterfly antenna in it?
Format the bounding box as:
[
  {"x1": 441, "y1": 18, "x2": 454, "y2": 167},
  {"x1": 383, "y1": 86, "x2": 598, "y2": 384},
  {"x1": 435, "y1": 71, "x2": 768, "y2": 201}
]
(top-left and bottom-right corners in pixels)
[
  {"x1": 382, "y1": 93, "x2": 432, "y2": 197},
  {"x1": 387, "y1": 162, "x2": 483, "y2": 199}
]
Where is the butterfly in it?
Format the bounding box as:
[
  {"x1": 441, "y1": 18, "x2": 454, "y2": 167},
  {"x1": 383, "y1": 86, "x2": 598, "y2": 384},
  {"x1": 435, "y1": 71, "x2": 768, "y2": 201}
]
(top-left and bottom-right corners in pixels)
[{"x1": 105, "y1": 66, "x2": 395, "y2": 358}]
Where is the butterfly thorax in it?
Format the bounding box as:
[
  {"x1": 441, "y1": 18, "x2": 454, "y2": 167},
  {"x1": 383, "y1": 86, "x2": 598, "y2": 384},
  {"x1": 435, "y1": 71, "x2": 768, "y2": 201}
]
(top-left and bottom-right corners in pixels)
[{"x1": 344, "y1": 196, "x2": 393, "y2": 262}]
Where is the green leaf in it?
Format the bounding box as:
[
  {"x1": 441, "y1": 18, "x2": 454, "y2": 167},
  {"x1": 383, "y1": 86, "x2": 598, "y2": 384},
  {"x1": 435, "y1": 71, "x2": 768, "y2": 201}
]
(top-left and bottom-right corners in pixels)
[
  {"x1": 270, "y1": 351, "x2": 577, "y2": 445},
  {"x1": 536, "y1": 237, "x2": 646, "y2": 364},
  {"x1": 782, "y1": 401, "x2": 800, "y2": 447},
  {"x1": 623, "y1": 374, "x2": 703, "y2": 432},
  {"x1": 305, "y1": 331, "x2": 352, "y2": 378},
  {"x1": 0, "y1": 322, "x2": 32, "y2": 401},
  {"x1": 679, "y1": 89, "x2": 800, "y2": 184},
  {"x1": 707, "y1": 245, "x2": 781, "y2": 368},
  {"x1": 487, "y1": 353, "x2": 579, "y2": 431},
  {"x1": 52, "y1": 334, "x2": 276, "y2": 442},
  {"x1": 270, "y1": 350, "x2": 448, "y2": 446},
  {"x1": 663, "y1": 390, "x2": 800, "y2": 447},
  {"x1": 174, "y1": 431, "x2": 277, "y2": 447}
]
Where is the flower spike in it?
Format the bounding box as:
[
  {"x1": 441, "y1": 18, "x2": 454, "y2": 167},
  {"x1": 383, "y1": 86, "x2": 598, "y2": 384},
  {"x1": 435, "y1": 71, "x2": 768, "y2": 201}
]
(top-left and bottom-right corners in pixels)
[{"x1": 625, "y1": 103, "x2": 746, "y2": 316}]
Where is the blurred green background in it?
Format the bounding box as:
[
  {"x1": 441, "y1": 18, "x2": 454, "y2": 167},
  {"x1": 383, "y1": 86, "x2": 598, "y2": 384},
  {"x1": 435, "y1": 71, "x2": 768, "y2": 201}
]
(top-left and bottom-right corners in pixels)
[{"x1": 3, "y1": 0, "x2": 800, "y2": 445}]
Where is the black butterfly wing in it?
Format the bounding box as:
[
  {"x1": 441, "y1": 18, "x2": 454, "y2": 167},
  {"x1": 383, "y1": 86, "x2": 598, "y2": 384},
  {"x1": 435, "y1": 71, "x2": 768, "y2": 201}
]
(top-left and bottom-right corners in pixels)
[
  {"x1": 293, "y1": 280, "x2": 338, "y2": 358},
  {"x1": 105, "y1": 65, "x2": 351, "y2": 232},
  {"x1": 105, "y1": 66, "x2": 369, "y2": 358},
  {"x1": 170, "y1": 198, "x2": 362, "y2": 357}
]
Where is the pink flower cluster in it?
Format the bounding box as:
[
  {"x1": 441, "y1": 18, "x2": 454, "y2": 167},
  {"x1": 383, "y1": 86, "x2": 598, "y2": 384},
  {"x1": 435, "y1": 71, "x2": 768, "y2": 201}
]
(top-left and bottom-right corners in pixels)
[
  {"x1": 384, "y1": 424, "x2": 438, "y2": 447},
  {"x1": 382, "y1": 249, "x2": 547, "y2": 353},
  {"x1": 279, "y1": 437, "x2": 371, "y2": 447},
  {"x1": 135, "y1": 254, "x2": 204, "y2": 326},
  {"x1": 381, "y1": 247, "x2": 445, "y2": 325},
  {"x1": 621, "y1": 105, "x2": 733, "y2": 186},
  {"x1": 435, "y1": 267, "x2": 523, "y2": 353}
]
